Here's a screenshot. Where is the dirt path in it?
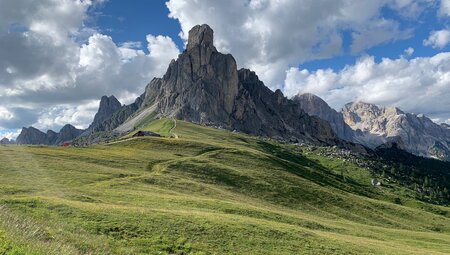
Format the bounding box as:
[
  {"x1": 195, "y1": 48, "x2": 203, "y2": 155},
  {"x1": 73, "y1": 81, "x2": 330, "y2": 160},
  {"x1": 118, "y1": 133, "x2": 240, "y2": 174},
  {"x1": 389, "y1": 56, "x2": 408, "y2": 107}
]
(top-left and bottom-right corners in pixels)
[{"x1": 170, "y1": 118, "x2": 178, "y2": 138}]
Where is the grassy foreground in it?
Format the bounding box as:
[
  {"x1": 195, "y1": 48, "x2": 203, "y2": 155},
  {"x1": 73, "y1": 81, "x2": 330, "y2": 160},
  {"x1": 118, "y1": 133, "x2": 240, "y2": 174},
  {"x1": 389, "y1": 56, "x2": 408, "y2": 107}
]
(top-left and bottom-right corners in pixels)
[{"x1": 0, "y1": 118, "x2": 450, "y2": 254}]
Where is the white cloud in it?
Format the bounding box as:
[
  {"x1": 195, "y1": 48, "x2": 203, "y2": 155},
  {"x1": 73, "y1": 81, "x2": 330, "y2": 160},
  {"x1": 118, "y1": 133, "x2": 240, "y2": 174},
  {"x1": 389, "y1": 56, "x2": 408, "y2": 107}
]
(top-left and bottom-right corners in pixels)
[
  {"x1": 29, "y1": 34, "x2": 179, "y2": 132},
  {"x1": 440, "y1": 0, "x2": 450, "y2": 16},
  {"x1": 0, "y1": 0, "x2": 447, "y2": 133},
  {"x1": 0, "y1": 107, "x2": 14, "y2": 121},
  {"x1": 0, "y1": 0, "x2": 180, "y2": 132},
  {"x1": 404, "y1": 47, "x2": 415, "y2": 56},
  {"x1": 34, "y1": 101, "x2": 99, "y2": 131},
  {"x1": 350, "y1": 19, "x2": 412, "y2": 54},
  {"x1": 167, "y1": 0, "x2": 425, "y2": 89},
  {"x1": 424, "y1": 29, "x2": 450, "y2": 49},
  {"x1": 285, "y1": 52, "x2": 450, "y2": 121},
  {"x1": 0, "y1": 129, "x2": 21, "y2": 141}
]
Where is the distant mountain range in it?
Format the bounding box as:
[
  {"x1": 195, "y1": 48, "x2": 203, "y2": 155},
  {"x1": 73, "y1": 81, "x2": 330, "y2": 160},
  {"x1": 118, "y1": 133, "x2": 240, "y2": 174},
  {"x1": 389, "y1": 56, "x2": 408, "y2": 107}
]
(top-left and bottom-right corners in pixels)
[
  {"x1": 15, "y1": 124, "x2": 83, "y2": 145},
  {"x1": 5, "y1": 24, "x2": 450, "y2": 161},
  {"x1": 296, "y1": 93, "x2": 450, "y2": 161},
  {"x1": 0, "y1": 137, "x2": 13, "y2": 144}
]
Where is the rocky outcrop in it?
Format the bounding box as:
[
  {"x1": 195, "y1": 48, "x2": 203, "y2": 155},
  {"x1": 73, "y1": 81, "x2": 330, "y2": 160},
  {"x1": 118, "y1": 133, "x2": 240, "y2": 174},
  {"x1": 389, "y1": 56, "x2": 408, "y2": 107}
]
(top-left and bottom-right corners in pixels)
[
  {"x1": 125, "y1": 24, "x2": 340, "y2": 145},
  {"x1": 55, "y1": 124, "x2": 84, "y2": 145},
  {"x1": 0, "y1": 138, "x2": 13, "y2": 144},
  {"x1": 94, "y1": 96, "x2": 122, "y2": 125},
  {"x1": 81, "y1": 95, "x2": 144, "y2": 136},
  {"x1": 342, "y1": 102, "x2": 450, "y2": 160},
  {"x1": 94, "y1": 97, "x2": 143, "y2": 132},
  {"x1": 81, "y1": 96, "x2": 122, "y2": 136},
  {"x1": 16, "y1": 124, "x2": 83, "y2": 145},
  {"x1": 16, "y1": 127, "x2": 48, "y2": 145},
  {"x1": 294, "y1": 93, "x2": 354, "y2": 142}
]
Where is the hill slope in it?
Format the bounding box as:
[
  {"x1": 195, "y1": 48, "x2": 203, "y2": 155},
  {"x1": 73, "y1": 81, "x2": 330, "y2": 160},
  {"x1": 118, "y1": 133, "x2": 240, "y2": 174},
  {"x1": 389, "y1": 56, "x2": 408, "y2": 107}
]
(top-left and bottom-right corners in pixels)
[{"x1": 1, "y1": 119, "x2": 450, "y2": 254}]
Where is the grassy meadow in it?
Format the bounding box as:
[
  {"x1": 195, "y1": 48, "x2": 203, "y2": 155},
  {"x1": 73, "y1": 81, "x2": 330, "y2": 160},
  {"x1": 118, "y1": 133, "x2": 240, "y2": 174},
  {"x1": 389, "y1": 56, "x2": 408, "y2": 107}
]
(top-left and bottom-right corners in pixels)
[{"x1": 0, "y1": 118, "x2": 450, "y2": 254}]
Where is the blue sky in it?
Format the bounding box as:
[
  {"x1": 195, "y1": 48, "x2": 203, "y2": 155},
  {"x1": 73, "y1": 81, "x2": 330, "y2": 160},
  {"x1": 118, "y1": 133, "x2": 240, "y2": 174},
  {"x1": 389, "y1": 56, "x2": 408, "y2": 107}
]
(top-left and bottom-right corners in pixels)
[
  {"x1": 91, "y1": 0, "x2": 449, "y2": 71},
  {"x1": 1, "y1": 0, "x2": 450, "y2": 140},
  {"x1": 90, "y1": 1, "x2": 184, "y2": 50}
]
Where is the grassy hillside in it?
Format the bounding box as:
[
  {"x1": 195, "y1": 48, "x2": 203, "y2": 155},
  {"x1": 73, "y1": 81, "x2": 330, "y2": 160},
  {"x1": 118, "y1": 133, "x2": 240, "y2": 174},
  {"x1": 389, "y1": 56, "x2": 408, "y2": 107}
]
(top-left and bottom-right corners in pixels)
[{"x1": 1, "y1": 118, "x2": 450, "y2": 254}]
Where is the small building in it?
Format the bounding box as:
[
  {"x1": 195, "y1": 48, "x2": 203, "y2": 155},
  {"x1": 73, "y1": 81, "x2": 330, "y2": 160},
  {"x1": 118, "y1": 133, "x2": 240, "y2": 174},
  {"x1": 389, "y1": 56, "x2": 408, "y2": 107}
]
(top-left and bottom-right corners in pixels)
[{"x1": 132, "y1": 131, "x2": 161, "y2": 138}]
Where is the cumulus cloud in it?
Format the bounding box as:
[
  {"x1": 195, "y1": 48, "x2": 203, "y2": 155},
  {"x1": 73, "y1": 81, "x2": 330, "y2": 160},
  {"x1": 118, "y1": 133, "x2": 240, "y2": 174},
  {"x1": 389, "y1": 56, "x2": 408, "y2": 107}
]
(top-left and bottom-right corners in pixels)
[
  {"x1": 0, "y1": 0, "x2": 180, "y2": 132},
  {"x1": 166, "y1": 0, "x2": 427, "y2": 88},
  {"x1": 0, "y1": 0, "x2": 448, "y2": 133},
  {"x1": 440, "y1": 0, "x2": 450, "y2": 16},
  {"x1": 0, "y1": 129, "x2": 21, "y2": 141},
  {"x1": 0, "y1": 107, "x2": 38, "y2": 129},
  {"x1": 404, "y1": 47, "x2": 415, "y2": 56},
  {"x1": 285, "y1": 52, "x2": 450, "y2": 122},
  {"x1": 424, "y1": 29, "x2": 450, "y2": 49}
]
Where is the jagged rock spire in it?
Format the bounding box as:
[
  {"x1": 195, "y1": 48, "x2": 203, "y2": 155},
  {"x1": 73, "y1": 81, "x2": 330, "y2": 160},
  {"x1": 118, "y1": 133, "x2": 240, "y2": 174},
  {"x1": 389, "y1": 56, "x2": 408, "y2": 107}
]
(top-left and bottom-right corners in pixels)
[{"x1": 187, "y1": 24, "x2": 215, "y2": 50}]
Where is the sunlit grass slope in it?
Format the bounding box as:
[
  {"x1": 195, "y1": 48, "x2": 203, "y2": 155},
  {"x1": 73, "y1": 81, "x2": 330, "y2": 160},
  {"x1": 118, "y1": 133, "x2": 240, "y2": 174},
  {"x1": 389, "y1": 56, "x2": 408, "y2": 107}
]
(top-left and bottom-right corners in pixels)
[{"x1": 1, "y1": 118, "x2": 450, "y2": 254}]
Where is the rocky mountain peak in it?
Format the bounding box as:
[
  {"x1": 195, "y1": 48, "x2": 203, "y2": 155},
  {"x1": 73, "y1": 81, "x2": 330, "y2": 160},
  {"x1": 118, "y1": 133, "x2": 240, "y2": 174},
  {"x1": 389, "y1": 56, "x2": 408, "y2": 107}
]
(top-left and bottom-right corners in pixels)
[
  {"x1": 55, "y1": 124, "x2": 83, "y2": 144},
  {"x1": 16, "y1": 124, "x2": 83, "y2": 145},
  {"x1": 294, "y1": 93, "x2": 355, "y2": 142},
  {"x1": 98, "y1": 96, "x2": 121, "y2": 117},
  {"x1": 118, "y1": 24, "x2": 344, "y2": 146},
  {"x1": 187, "y1": 24, "x2": 215, "y2": 51},
  {"x1": 81, "y1": 95, "x2": 122, "y2": 136},
  {"x1": 60, "y1": 124, "x2": 77, "y2": 132},
  {"x1": 16, "y1": 126, "x2": 47, "y2": 145},
  {"x1": 342, "y1": 101, "x2": 450, "y2": 160},
  {"x1": 0, "y1": 137, "x2": 11, "y2": 144},
  {"x1": 297, "y1": 93, "x2": 330, "y2": 110}
]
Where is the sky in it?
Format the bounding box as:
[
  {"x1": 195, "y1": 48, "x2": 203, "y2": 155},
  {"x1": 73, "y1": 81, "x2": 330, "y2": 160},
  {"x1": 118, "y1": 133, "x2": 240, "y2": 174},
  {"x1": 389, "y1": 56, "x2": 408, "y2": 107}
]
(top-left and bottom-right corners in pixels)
[{"x1": 0, "y1": 0, "x2": 450, "y2": 140}]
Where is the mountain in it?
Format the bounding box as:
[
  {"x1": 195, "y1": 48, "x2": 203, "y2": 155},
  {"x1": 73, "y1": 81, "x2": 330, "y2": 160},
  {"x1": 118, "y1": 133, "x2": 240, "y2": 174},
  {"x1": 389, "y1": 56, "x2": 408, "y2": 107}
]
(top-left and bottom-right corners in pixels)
[
  {"x1": 293, "y1": 93, "x2": 354, "y2": 142},
  {"x1": 116, "y1": 24, "x2": 340, "y2": 145},
  {"x1": 0, "y1": 137, "x2": 13, "y2": 144},
  {"x1": 81, "y1": 95, "x2": 123, "y2": 136},
  {"x1": 342, "y1": 102, "x2": 450, "y2": 160},
  {"x1": 54, "y1": 124, "x2": 84, "y2": 144},
  {"x1": 16, "y1": 127, "x2": 48, "y2": 145},
  {"x1": 16, "y1": 124, "x2": 83, "y2": 145},
  {"x1": 94, "y1": 96, "x2": 143, "y2": 132},
  {"x1": 294, "y1": 93, "x2": 450, "y2": 161}
]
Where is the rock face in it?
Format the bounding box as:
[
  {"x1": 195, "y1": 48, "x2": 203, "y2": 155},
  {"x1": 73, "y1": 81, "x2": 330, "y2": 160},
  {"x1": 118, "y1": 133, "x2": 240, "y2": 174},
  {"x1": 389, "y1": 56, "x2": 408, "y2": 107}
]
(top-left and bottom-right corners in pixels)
[
  {"x1": 294, "y1": 93, "x2": 354, "y2": 142},
  {"x1": 16, "y1": 127, "x2": 48, "y2": 145},
  {"x1": 82, "y1": 96, "x2": 122, "y2": 135},
  {"x1": 94, "y1": 97, "x2": 143, "y2": 132},
  {"x1": 94, "y1": 96, "x2": 122, "y2": 125},
  {"x1": 16, "y1": 125, "x2": 83, "y2": 145},
  {"x1": 342, "y1": 102, "x2": 450, "y2": 160},
  {"x1": 0, "y1": 137, "x2": 12, "y2": 144},
  {"x1": 82, "y1": 95, "x2": 143, "y2": 136},
  {"x1": 124, "y1": 24, "x2": 339, "y2": 145},
  {"x1": 55, "y1": 124, "x2": 84, "y2": 144}
]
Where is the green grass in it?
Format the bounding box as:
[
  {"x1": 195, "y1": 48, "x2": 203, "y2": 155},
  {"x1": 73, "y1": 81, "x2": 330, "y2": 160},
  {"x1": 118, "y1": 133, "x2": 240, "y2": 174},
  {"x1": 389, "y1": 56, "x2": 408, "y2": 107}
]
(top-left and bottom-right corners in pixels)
[
  {"x1": 0, "y1": 118, "x2": 449, "y2": 254},
  {"x1": 124, "y1": 117, "x2": 175, "y2": 139}
]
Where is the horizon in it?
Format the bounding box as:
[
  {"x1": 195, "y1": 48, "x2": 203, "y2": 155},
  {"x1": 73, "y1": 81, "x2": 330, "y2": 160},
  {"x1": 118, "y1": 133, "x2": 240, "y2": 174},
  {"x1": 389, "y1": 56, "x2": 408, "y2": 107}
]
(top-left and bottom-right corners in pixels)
[{"x1": 1, "y1": 0, "x2": 450, "y2": 140}]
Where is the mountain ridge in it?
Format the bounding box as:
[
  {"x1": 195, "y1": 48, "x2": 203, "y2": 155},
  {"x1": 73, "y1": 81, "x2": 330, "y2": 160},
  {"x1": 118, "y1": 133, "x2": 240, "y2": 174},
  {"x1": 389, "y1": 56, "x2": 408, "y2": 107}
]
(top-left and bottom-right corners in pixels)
[
  {"x1": 115, "y1": 24, "x2": 343, "y2": 146},
  {"x1": 11, "y1": 24, "x2": 450, "y2": 162},
  {"x1": 16, "y1": 124, "x2": 83, "y2": 145},
  {"x1": 295, "y1": 93, "x2": 450, "y2": 161}
]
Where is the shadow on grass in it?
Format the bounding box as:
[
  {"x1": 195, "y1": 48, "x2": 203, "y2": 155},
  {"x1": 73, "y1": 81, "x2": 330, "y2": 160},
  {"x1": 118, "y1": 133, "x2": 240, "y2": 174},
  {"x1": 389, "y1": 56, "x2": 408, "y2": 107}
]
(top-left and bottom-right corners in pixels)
[{"x1": 255, "y1": 141, "x2": 377, "y2": 198}]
